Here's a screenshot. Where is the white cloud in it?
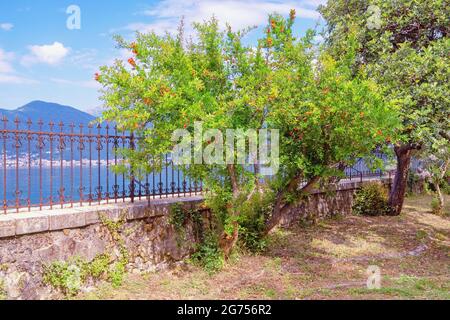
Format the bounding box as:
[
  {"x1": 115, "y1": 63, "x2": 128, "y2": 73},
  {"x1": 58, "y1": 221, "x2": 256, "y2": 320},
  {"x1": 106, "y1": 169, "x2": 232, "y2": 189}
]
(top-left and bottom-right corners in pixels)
[
  {"x1": 304, "y1": 0, "x2": 327, "y2": 7},
  {"x1": 105, "y1": 48, "x2": 131, "y2": 66},
  {"x1": 0, "y1": 23, "x2": 14, "y2": 31},
  {"x1": 0, "y1": 74, "x2": 37, "y2": 84},
  {"x1": 21, "y1": 42, "x2": 70, "y2": 66},
  {"x1": 50, "y1": 77, "x2": 100, "y2": 89},
  {"x1": 0, "y1": 48, "x2": 37, "y2": 84},
  {"x1": 124, "y1": 20, "x2": 176, "y2": 35},
  {"x1": 0, "y1": 49, "x2": 15, "y2": 73},
  {"x1": 70, "y1": 49, "x2": 99, "y2": 70},
  {"x1": 122, "y1": 0, "x2": 322, "y2": 36}
]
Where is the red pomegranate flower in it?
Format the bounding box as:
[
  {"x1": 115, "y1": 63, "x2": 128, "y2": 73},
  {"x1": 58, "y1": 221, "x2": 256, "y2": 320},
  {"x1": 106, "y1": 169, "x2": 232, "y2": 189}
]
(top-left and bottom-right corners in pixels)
[
  {"x1": 128, "y1": 57, "x2": 136, "y2": 68},
  {"x1": 94, "y1": 73, "x2": 100, "y2": 81},
  {"x1": 270, "y1": 20, "x2": 276, "y2": 28},
  {"x1": 130, "y1": 42, "x2": 138, "y2": 55}
]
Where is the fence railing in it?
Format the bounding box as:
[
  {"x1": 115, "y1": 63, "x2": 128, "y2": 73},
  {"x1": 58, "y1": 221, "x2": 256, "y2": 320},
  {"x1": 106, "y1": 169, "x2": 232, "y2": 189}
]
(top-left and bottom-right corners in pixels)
[
  {"x1": 1, "y1": 117, "x2": 395, "y2": 214},
  {"x1": 0, "y1": 117, "x2": 202, "y2": 213}
]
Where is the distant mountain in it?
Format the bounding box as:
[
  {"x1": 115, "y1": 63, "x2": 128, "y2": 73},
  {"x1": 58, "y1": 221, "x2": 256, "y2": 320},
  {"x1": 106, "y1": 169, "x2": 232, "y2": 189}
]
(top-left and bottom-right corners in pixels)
[
  {"x1": 0, "y1": 101, "x2": 97, "y2": 131},
  {"x1": 0, "y1": 101, "x2": 107, "y2": 160}
]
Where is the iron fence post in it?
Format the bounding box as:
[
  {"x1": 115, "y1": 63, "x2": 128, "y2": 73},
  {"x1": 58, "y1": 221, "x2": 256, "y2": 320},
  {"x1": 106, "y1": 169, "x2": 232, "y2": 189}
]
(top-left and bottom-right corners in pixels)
[{"x1": 130, "y1": 132, "x2": 135, "y2": 203}]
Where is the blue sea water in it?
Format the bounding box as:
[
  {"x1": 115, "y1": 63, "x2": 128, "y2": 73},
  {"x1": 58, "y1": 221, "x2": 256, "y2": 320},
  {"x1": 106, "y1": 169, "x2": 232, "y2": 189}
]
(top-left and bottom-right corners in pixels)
[{"x1": 0, "y1": 165, "x2": 196, "y2": 209}]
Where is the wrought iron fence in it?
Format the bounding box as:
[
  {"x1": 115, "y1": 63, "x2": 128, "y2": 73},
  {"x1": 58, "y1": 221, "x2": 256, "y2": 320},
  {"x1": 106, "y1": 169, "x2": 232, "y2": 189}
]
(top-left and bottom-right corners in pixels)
[
  {"x1": 0, "y1": 117, "x2": 202, "y2": 213},
  {"x1": 0, "y1": 116, "x2": 395, "y2": 214},
  {"x1": 344, "y1": 152, "x2": 393, "y2": 180}
]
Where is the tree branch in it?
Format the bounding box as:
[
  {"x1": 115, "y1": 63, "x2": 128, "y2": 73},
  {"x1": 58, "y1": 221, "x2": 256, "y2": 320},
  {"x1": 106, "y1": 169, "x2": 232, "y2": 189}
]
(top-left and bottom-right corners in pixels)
[{"x1": 265, "y1": 175, "x2": 320, "y2": 234}]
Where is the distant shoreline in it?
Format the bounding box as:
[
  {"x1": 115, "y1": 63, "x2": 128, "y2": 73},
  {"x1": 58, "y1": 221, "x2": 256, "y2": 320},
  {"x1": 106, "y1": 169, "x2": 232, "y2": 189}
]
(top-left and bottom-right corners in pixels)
[{"x1": 2, "y1": 158, "x2": 124, "y2": 169}]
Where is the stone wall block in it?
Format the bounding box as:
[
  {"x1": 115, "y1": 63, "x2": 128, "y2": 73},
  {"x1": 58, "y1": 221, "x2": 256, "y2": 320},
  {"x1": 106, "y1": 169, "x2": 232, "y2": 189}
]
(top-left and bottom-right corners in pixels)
[
  {"x1": 48, "y1": 211, "x2": 86, "y2": 231},
  {"x1": 15, "y1": 213, "x2": 49, "y2": 235},
  {"x1": 0, "y1": 215, "x2": 16, "y2": 238}
]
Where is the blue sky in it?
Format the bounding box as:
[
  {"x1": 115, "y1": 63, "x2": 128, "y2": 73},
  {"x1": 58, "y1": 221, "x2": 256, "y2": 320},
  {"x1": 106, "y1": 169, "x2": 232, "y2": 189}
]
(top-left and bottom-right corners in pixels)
[{"x1": 0, "y1": 0, "x2": 324, "y2": 114}]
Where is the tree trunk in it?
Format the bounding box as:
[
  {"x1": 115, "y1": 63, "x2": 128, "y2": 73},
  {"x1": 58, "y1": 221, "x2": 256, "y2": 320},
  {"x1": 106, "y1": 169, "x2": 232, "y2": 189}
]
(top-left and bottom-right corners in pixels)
[
  {"x1": 388, "y1": 145, "x2": 413, "y2": 215},
  {"x1": 433, "y1": 159, "x2": 448, "y2": 215},
  {"x1": 435, "y1": 183, "x2": 444, "y2": 215},
  {"x1": 265, "y1": 176, "x2": 320, "y2": 234},
  {"x1": 218, "y1": 165, "x2": 240, "y2": 260},
  {"x1": 218, "y1": 219, "x2": 239, "y2": 260}
]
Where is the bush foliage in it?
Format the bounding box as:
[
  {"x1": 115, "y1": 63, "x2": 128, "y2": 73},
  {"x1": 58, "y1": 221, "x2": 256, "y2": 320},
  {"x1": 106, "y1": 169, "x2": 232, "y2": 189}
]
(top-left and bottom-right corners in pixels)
[
  {"x1": 190, "y1": 232, "x2": 224, "y2": 274},
  {"x1": 238, "y1": 191, "x2": 274, "y2": 253},
  {"x1": 352, "y1": 182, "x2": 391, "y2": 216}
]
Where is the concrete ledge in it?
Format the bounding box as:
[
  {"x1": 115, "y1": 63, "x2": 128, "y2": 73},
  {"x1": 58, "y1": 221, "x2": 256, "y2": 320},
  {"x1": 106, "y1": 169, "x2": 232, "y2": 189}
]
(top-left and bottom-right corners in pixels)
[
  {"x1": 309, "y1": 178, "x2": 391, "y2": 195},
  {"x1": 0, "y1": 215, "x2": 16, "y2": 238},
  {"x1": 0, "y1": 196, "x2": 204, "y2": 239},
  {"x1": 48, "y1": 210, "x2": 86, "y2": 231},
  {"x1": 85, "y1": 210, "x2": 101, "y2": 225},
  {"x1": 126, "y1": 203, "x2": 149, "y2": 220},
  {"x1": 15, "y1": 212, "x2": 49, "y2": 236}
]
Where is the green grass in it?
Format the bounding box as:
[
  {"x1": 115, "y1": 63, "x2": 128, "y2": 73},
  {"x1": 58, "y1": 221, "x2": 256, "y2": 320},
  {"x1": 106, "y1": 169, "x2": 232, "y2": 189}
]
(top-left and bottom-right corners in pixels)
[
  {"x1": 349, "y1": 275, "x2": 450, "y2": 300},
  {"x1": 415, "y1": 229, "x2": 428, "y2": 242}
]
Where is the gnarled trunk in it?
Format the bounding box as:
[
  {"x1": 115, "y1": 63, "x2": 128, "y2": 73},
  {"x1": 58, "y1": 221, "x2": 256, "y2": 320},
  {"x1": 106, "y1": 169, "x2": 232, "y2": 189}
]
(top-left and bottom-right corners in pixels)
[
  {"x1": 265, "y1": 176, "x2": 320, "y2": 234},
  {"x1": 388, "y1": 145, "x2": 413, "y2": 215}
]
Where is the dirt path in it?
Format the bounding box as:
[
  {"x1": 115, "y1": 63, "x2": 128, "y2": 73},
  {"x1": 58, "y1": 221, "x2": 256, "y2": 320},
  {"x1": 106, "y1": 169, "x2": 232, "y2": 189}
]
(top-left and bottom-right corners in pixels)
[{"x1": 79, "y1": 195, "x2": 450, "y2": 300}]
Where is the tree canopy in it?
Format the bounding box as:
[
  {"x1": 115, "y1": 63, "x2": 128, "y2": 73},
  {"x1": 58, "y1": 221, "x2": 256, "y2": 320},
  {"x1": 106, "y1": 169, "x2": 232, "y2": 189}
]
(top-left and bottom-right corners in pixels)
[
  {"x1": 319, "y1": 0, "x2": 450, "y2": 214},
  {"x1": 97, "y1": 12, "x2": 399, "y2": 255}
]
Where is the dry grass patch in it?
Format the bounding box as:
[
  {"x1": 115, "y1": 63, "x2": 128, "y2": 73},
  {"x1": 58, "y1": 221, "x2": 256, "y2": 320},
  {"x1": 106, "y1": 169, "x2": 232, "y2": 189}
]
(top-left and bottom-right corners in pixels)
[{"x1": 310, "y1": 234, "x2": 395, "y2": 259}]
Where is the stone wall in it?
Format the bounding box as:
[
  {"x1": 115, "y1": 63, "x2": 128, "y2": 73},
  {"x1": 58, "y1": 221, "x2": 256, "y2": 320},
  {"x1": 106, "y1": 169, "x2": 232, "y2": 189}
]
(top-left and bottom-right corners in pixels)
[
  {"x1": 279, "y1": 179, "x2": 392, "y2": 227},
  {"x1": 0, "y1": 196, "x2": 206, "y2": 300},
  {"x1": 0, "y1": 179, "x2": 390, "y2": 300}
]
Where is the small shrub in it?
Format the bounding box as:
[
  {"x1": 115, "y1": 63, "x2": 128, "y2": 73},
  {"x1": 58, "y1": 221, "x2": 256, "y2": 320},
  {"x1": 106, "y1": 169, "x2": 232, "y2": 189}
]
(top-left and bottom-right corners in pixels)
[
  {"x1": 42, "y1": 258, "x2": 87, "y2": 296},
  {"x1": 42, "y1": 253, "x2": 124, "y2": 296},
  {"x1": 108, "y1": 261, "x2": 126, "y2": 288},
  {"x1": 352, "y1": 182, "x2": 390, "y2": 216},
  {"x1": 238, "y1": 191, "x2": 274, "y2": 253},
  {"x1": 190, "y1": 232, "x2": 224, "y2": 274},
  {"x1": 88, "y1": 253, "x2": 111, "y2": 278},
  {"x1": 430, "y1": 197, "x2": 441, "y2": 215}
]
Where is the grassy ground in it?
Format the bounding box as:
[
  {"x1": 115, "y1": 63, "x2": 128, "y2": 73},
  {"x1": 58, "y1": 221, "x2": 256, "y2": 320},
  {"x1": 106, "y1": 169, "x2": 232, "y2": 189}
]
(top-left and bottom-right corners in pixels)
[{"x1": 79, "y1": 194, "x2": 450, "y2": 300}]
